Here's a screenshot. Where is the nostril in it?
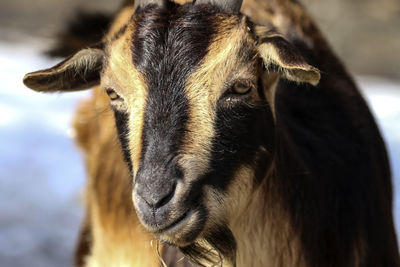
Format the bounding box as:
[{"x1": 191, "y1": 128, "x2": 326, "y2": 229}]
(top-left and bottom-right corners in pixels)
[
  {"x1": 136, "y1": 181, "x2": 177, "y2": 209},
  {"x1": 154, "y1": 182, "x2": 176, "y2": 208}
]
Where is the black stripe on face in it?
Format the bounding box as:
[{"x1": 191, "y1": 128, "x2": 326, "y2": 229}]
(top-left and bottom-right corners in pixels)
[
  {"x1": 109, "y1": 24, "x2": 128, "y2": 42},
  {"x1": 203, "y1": 80, "x2": 275, "y2": 191},
  {"x1": 112, "y1": 109, "x2": 133, "y2": 173},
  {"x1": 131, "y1": 4, "x2": 219, "y2": 171}
]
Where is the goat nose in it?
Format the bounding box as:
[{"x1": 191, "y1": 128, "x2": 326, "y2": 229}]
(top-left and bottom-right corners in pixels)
[{"x1": 135, "y1": 181, "x2": 176, "y2": 208}]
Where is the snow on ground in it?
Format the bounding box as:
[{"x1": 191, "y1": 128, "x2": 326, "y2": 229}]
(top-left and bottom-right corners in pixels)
[
  {"x1": 0, "y1": 41, "x2": 89, "y2": 267},
  {"x1": 358, "y1": 77, "x2": 400, "y2": 234},
  {"x1": 0, "y1": 40, "x2": 399, "y2": 266}
]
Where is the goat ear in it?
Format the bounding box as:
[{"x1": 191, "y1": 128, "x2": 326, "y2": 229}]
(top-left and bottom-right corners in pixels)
[
  {"x1": 23, "y1": 47, "x2": 104, "y2": 92},
  {"x1": 257, "y1": 35, "x2": 320, "y2": 86}
]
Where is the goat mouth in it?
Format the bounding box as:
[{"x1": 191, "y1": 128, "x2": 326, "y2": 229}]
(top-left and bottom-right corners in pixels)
[
  {"x1": 157, "y1": 207, "x2": 205, "y2": 246},
  {"x1": 156, "y1": 210, "x2": 191, "y2": 233}
]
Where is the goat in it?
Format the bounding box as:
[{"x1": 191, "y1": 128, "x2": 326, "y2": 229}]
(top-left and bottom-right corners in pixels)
[{"x1": 23, "y1": 0, "x2": 399, "y2": 266}]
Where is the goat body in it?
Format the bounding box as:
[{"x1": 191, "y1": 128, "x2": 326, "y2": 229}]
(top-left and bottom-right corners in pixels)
[{"x1": 24, "y1": 0, "x2": 399, "y2": 266}]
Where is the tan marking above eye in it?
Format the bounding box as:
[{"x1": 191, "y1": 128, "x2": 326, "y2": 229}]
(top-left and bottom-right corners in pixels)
[
  {"x1": 231, "y1": 80, "x2": 254, "y2": 95},
  {"x1": 106, "y1": 88, "x2": 121, "y2": 101}
]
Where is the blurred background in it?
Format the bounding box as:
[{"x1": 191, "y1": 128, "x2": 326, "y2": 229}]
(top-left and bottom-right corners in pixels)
[{"x1": 0, "y1": 0, "x2": 399, "y2": 266}]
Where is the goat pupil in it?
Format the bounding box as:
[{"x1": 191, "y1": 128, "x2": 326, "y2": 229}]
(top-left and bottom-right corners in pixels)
[
  {"x1": 232, "y1": 81, "x2": 252, "y2": 94},
  {"x1": 106, "y1": 89, "x2": 119, "y2": 100}
]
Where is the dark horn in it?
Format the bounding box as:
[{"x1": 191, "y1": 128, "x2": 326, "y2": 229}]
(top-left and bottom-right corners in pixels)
[
  {"x1": 134, "y1": 0, "x2": 164, "y2": 10},
  {"x1": 195, "y1": 0, "x2": 243, "y2": 13}
]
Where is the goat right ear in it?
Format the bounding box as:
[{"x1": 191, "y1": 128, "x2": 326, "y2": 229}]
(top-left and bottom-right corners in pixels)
[
  {"x1": 256, "y1": 33, "x2": 320, "y2": 86},
  {"x1": 23, "y1": 47, "x2": 105, "y2": 92}
]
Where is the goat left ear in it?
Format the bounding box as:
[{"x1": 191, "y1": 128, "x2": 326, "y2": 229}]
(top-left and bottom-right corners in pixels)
[
  {"x1": 23, "y1": 46, "x2": 104, "y2": 92},
  {"x1": 257, "y1": 34, "x2": 320, "y2": 86}
]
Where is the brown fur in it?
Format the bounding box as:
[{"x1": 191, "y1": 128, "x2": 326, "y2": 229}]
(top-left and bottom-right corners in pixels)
[
  {"x1": 228, "y1": 165, "x2": 306, "y2": 267},
  {"x1": 102, "y1": 23, "x2": 148, "y2": 175},
  {"x1": 73, "y1": 88, "x2": 159, "y2": 267}
]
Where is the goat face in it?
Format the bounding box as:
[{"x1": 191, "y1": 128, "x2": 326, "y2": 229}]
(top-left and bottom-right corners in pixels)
[{"x1": 23, "y1": 0, "x2": 319, "y2": 263}]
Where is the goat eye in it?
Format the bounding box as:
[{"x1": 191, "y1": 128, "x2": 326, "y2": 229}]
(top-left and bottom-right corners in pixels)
[
  {"x1": 106, "y1": 89, "x2": 121, "y2": 101},
  {"x1": 231, "y1": 81, "x2": 253, "y2": 95}
]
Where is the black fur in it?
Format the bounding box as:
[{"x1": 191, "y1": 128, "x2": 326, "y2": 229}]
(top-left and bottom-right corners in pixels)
[
  {"x1": 132, "y1": 3, "x2": 219, "y2": 170},
  {"x1": 131, "y1": 3, "x2": 217, "y2": 220},
  {"x1": 112, "y1": 109, "x2": 133, "y2": 173},
  {"x1": 74, "y1": 216, "x2": 92, "y2": 267},
  {"x1": 267, "y1": 31, "x2": 399, "y2": 266},
  {"x1": 202, "y1": 93, "x2": 273, "y2": 191}
]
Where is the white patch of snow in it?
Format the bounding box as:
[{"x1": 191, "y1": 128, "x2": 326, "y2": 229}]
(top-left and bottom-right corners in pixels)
[{"x1": 357, "y1": 76, "x2": 400, "y2": 235}]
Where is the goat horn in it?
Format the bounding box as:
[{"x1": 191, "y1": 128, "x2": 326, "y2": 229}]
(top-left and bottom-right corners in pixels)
[
  {"x1": 134, "y1": 0, "x2": 164, "y2": 10},
  {"x1": 195, "y1": 0, "x2": 243, "y2": 13}
]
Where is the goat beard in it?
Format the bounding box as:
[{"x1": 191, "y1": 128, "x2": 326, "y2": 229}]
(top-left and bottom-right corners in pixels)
[{"x1": 179, "y1": 224, "x2": 237, "y2": 267}]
